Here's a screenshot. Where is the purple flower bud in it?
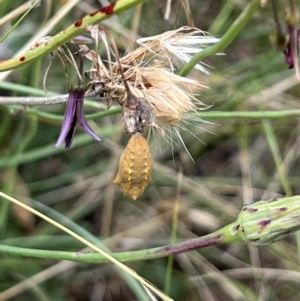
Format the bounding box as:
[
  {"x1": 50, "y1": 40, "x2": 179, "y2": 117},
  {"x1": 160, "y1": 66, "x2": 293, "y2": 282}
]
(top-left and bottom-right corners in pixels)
[
  {"x1": 55, "y1": 87, "x2": 102, "y2": 149},
  {"x1": 284, "y1": 43, "x2": 295, "y2": 68},
  {"x1": 283, "y1": 24, "x2": 300, "y2": 69}
]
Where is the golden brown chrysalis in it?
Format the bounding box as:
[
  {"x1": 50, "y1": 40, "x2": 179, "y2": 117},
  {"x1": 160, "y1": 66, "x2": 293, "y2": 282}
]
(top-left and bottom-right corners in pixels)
[{"x1": 113, "y1": 134, "x2": 153, "y2": 200}]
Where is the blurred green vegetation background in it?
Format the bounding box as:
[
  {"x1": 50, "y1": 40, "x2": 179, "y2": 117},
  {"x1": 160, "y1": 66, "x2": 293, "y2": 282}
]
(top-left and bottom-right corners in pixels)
[{"x1": 1, "y1": 0, "x2": 300, "y2": 300}]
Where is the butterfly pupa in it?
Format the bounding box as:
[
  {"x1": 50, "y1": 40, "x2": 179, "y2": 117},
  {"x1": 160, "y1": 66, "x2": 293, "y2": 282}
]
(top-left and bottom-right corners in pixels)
[{"x1": 113, "y1": 134, "x2": 153, "y2": 200}]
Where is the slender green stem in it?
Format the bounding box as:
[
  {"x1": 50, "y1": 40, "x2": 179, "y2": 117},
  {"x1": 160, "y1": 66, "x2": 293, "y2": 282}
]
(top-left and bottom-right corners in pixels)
[
  {"x1": 164, "y1": 193, "x2": 180, "y2": 295},
  {"x1": 29, "y1": 195, "x2": 294, "y2": 258},
  {"x1": 0, "y1": 168, "x2": 19, "y2": 235},
  {"x1": 271, "y1": 0, "x2": 284, "y2": 35},
  {"x1": 0, "y1": 113, "x2": 12, "y2": 145},
  {"x1": 0, "y1": 223, "x2": 237, "y2": 263},
  {"x1": 31, "y1": 199, "x2": 150, "y2": 301},
  {"x1": 180, "y1": 0, "x2": 260, "y2": 77},
  {"x1": 0, "y1": 0, "x2": 151, "y2": 72},
  {"x1": 208, "y1": 0, "x2": 235, "y2": 35},
  {"x1": 5, "y1": 107, "x2": 300, "y2": 125},
  {"x1": 0, "y1": 193, "x2": 167, "y2": 301},
  {"x1": 0, "y1": 235, "x2": 82, "y2": 248},
  {"x1": 1, "y1": 108, "x2": 299, "y2": 169},
  {"x1": 32, "y1": 199, "x2": 109, "y2": 250},
  {"x1": 296, "y1": 232, "x2": 300, "y2": 266},
  {"x1": 262, "y1": 119, "x2": 293, "y2": 196},
  {"x1": 0, "y1": 0, "x2": 40, "y2": 42},
  {"x1": 0, "y1": 126, "x2": 115, "y2": 168},
  {"x1": 0, "y1": 81, "x2": 59, "y2": 96},
  {"x1": 164, "y1": 249, "x2": 174, "y2": 295},
  {"x1": 194, "y1": 110, "x2": 300, "y2": 119},
  {"x1": 0, "y1": 116, "x2": 37, "y2": 235},
  {"x1": 3, "y1": 105, "x2": 121, "y2": 123}
]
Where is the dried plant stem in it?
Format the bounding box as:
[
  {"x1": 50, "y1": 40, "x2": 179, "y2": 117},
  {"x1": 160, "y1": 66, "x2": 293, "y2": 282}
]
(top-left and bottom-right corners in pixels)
[
  {"x1": 238, "y1": 124, "x2": 253, "y2": 205},
  {"x1": 0, "y1": 90, "x2": 100, "y2": 105},
  {"x1": 180, "y1": 0, "x2": 260, "y2": 77},
  {"x1": 0, "y1": 1, "x2": 32, "y2": 26},
  {"x1": 0, "y1": 261, "x2": 77, "y2": 301},
  {"x1": 191, "y1": 267, "x2": 300, "y2": 285},
  {"x1": 130, "y1": 3, "x2": 142, "y2": 48},
  {"x1": 0, "y1": 95, "x2": 69, "y2": 105},
  {"x1": 164, "y1": 0, "x2": 172, "y2": 20},
  {"x1": 238, "y1": 125, "x2": 264, "y2": 295}
]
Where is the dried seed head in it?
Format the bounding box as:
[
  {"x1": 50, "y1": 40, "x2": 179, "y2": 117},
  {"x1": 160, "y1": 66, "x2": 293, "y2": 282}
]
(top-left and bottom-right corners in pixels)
[
  {"x1": 127, "y1": 67, "x2": 205, "y2": 125},
  {"x1": 113, "y1": 134, "x2": 153, "y2": 200},
  {"x1": 83, "y1": 26, "x2": 216, "y2": 128},
  {"x1": 130, "y1": 26, "x2": 220, "y2": 74}
]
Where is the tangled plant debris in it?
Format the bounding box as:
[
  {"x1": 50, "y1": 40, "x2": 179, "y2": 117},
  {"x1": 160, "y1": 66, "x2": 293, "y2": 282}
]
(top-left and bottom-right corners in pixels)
[{"x1": 52, "y1": 26, "x2": 219, "y2": 198}]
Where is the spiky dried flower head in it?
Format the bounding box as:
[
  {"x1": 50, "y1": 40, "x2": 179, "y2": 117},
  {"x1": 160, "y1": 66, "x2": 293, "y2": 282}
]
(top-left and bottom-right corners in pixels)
[
  {"x1": 134, "y1": 26, "x2": 220, "y2": 74},
  {"x1": 128, "y1": 68, "x2": 204, "y2": 125},
  {"x1": 84, "y1": 26, "x2": 218, "y2": 129},
  {"x1": 113, "y1": 134, "x2": 153, "y2": 200}
]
